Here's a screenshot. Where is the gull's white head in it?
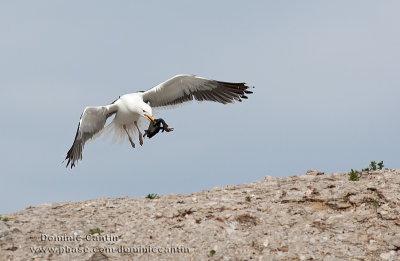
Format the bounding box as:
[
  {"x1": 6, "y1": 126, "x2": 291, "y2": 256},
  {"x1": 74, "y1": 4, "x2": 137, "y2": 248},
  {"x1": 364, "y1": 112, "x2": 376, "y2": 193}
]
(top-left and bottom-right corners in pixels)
[
  {"x1": 141, "y1": 103, "x2": 152, "y2": 117},
  {"x1": 140, "y1": 102, "x2": 154, "y2": 123}
]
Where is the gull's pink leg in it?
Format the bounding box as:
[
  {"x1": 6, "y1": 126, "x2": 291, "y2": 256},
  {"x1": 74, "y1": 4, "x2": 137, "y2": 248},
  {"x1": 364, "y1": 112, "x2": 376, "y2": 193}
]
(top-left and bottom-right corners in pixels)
[
  {"x1": 134, "y1": 121, "x2": 143, "y2": 146},
  {"x1": 123, "y1": 124, "x2": 135, "y2": 148}
]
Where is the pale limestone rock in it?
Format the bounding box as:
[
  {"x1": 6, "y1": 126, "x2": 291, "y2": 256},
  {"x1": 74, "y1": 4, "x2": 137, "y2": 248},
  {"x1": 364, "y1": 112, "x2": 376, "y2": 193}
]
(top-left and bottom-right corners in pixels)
[{"x1": 1, "y1": 169, "x2": 399, "y2": 260}]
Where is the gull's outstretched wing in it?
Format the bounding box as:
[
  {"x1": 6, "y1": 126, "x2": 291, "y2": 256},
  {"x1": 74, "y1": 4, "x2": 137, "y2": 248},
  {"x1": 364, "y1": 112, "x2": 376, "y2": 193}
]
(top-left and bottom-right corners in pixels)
[
  {"x1": 142, "y1": 75, "x2": 253, "y2": 108},
  {"x1": 65, "y1": 104, "x2": 118, "y2": 168}
]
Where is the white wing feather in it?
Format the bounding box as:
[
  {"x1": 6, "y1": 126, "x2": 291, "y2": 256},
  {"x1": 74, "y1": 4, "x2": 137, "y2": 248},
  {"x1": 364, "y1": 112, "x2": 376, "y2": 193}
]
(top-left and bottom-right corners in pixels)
[
  {"x1": 65, "y1": 104, "x2": 118, "y2": 168},
  {"x1": 142, "y1": 75, "x2": 252, "y2": 108}
]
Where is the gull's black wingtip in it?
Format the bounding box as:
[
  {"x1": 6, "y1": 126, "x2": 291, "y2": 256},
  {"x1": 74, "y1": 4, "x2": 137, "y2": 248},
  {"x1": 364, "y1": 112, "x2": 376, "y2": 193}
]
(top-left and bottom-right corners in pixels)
[{"x1": 64, "y1": 147, "x2": 77, "y2": 169}]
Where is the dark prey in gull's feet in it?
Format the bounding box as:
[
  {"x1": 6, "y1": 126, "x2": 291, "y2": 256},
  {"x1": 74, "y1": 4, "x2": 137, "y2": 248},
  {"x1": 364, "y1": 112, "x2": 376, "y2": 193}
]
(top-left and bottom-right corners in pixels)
[{"x1": 144, "y1": 118, "x2": 174, "y2": 139}]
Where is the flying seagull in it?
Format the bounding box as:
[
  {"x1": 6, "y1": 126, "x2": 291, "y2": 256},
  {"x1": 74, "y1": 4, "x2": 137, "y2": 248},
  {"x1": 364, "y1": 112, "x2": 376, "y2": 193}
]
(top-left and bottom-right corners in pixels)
[{"x1": 65, "y1": 74, "x2": 253, "y2": 168}]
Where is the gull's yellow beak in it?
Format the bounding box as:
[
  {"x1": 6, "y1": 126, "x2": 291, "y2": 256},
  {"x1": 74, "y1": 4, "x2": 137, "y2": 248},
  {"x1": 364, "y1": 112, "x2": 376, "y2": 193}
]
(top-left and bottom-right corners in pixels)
[{"x1": 144, "y1": 114, "x2": 156, "y2": 123}]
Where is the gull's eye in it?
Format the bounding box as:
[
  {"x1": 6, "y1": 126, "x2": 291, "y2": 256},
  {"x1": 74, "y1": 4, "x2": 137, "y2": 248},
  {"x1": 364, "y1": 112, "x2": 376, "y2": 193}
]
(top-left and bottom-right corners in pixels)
[{"x1": 142, "y1": 110, "x2": 146, "y2": 112}]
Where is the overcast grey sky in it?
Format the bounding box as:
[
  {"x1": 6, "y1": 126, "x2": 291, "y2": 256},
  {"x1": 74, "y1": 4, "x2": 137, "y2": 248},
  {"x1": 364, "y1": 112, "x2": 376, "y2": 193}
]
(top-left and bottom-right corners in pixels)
[{"x1": 1, "y1": 1, "x2": 399, "y2": 214}]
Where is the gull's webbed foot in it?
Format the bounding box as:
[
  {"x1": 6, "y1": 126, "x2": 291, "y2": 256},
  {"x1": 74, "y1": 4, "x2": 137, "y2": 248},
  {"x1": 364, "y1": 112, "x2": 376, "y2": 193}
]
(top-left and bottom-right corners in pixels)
[
  {"x1": 134, "y1": 121, "x2": 144, "y2": 146},
  {"x1": 139, "y1": 132, "x2": 143, "y2": 146},
  {"x1": 128, "y1": 137, "x2": 136, "y2": 148},
  {"x1": 123, "y1": 124, "x2": 136, "y2": 148}
]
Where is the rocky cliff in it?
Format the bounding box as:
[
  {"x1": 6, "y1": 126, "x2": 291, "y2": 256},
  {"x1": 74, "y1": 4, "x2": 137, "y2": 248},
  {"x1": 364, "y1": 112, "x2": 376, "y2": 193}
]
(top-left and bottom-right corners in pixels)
[{"x1": 1, "y1": 169, "x2": 399, "y2": 260}]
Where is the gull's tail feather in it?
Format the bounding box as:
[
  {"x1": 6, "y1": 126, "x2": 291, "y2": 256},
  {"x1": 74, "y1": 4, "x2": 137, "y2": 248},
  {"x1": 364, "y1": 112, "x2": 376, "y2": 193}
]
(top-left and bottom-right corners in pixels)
[{"x1": 99, "y1": 122, "x2": 138, "y2": 144}]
